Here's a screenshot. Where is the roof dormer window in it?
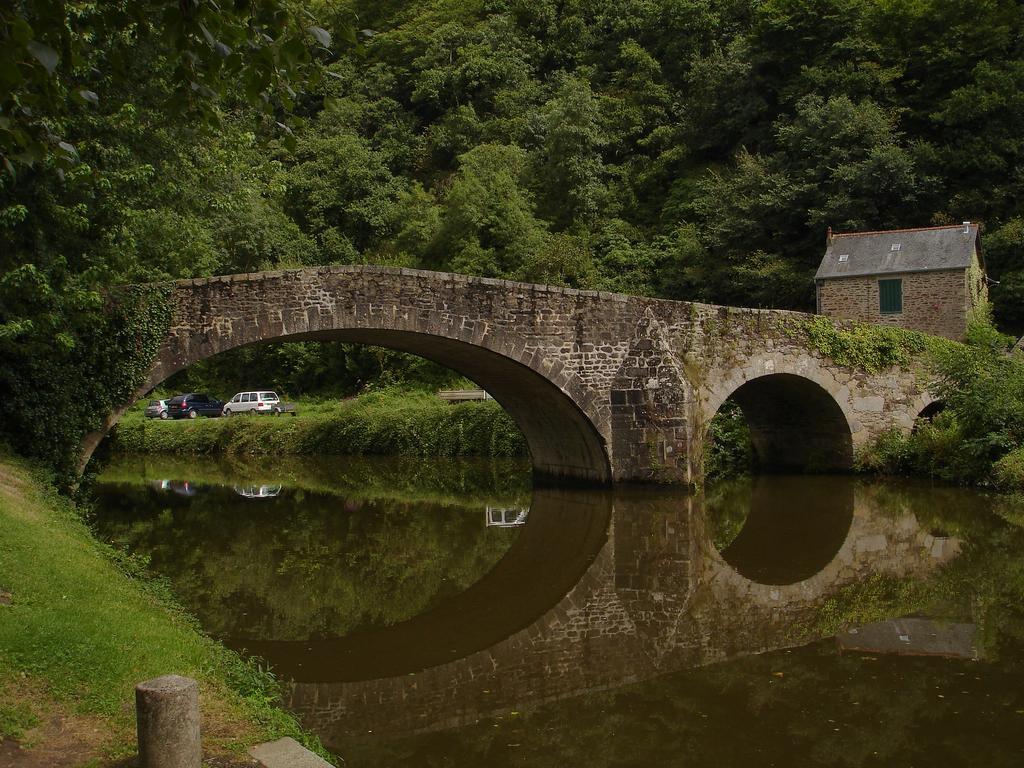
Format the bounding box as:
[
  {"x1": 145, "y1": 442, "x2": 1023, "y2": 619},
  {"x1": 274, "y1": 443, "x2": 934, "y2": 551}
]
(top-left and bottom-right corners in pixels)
[{"x1": 891, "y1": 243, "x2": 901, "y2": 252}]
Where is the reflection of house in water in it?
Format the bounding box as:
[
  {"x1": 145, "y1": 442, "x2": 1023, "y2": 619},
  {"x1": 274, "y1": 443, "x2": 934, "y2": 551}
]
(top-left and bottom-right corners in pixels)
[
  {"x1": 233, "y1": 484, "x2": 282, "y2": 499},
  {"x1": 837, "y1": 617, "x2": 978, "y2": 660},
  {"x1": 485, "y1": 506, "x2": 528, "y2": 527}
]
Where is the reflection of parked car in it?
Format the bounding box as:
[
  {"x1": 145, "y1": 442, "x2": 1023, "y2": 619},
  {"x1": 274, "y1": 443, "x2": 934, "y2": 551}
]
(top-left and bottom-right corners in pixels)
[
  {"x1": 222, "y1": 391, "x2": 296, "y2": 417},
  {"x1": 170, "y1": 480, "x2": 198, "y2": 497},
  {"x1": 485, "y1": 506, "x2": 529, "y2": 527},
  {"x1": 233, "y1": 484, "x2": 283, "y2": 498},
  {"x1": 167, "y1": 393, "x2": 224, "y2": 419},
  {"x1": 144, "y1": 399, "x2": 169, "y2": 419}
]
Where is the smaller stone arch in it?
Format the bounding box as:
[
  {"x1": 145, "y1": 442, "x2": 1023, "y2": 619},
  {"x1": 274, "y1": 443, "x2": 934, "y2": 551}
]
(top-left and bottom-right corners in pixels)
[
  {"x1": 916, "y1": 399, "x2": 946, "y2": 421},
  {"x1": 704, "y1": 368, "x2": 854, "y2": 474}
]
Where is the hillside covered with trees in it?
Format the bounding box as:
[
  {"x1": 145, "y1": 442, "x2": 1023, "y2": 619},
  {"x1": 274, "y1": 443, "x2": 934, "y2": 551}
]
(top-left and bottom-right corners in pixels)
[{"x1": 2, "y1": 0, "x2": 1023, "y2": 471}]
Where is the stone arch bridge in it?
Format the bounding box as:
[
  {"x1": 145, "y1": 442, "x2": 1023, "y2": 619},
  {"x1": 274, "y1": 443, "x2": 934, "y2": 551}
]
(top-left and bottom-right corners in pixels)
[{"x1": 85, "y1": 265, "x2": 934, "y2": 485}]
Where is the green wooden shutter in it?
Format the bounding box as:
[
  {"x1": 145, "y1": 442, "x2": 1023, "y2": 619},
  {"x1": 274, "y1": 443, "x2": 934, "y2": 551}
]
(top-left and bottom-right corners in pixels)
[{"x1": 879, "y1": 279, "x2": 903, "y2": 314}]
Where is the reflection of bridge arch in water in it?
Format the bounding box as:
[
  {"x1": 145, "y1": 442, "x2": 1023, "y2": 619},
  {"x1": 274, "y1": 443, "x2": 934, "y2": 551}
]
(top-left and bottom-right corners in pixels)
[
  {"x1": 286, "y1": 482, "x2": 960, "y2": 747},
  {"x1": 708, "y1": 475, "x2": 856, "y2": 587},
  {"x1": 700, "y1": 478, "x2": 962, "y2": 615},
  {"x1": 236, "y1": 488, "x2": 613, "y2": 682}
]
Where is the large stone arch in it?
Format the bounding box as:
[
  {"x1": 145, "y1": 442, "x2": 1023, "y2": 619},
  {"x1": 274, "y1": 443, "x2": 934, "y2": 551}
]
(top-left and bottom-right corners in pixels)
[
  {"x1": 702, "y1": 357, "x2": 855, "y2": 473},
  {"x1": 81, "y1": 269, "x2": 614, "y2": 485}
]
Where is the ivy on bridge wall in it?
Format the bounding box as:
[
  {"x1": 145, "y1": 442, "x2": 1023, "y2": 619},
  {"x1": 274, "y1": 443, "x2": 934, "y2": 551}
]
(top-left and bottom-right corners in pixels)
[{"x1": 0, "y1": 284, "x2": 171, "y2": 483}]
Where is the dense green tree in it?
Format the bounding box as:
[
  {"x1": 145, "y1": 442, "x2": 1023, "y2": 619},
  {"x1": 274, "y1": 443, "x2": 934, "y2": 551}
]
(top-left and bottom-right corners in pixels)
[
  {"x1": 285, "y1": 127, "x2": 408, "y2": 261},
  {"x1": 534, "y1": 75, "x2": 608, "y2": 229},
  {"x1": 985, "y1": 218, "x2": 1024, "y2": 331},
  {"x1": 436, "y1": 143, "x2": 549, "y2": 277},
  {"x1": 6, "y1": 0, "x2": 1024, "y2": 472}
]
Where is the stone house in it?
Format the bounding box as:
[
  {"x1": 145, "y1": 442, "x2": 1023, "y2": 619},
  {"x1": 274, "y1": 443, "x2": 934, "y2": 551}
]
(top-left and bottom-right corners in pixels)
[{"x1": 814, "y1": 222, "x2": 987, "y2": 340}]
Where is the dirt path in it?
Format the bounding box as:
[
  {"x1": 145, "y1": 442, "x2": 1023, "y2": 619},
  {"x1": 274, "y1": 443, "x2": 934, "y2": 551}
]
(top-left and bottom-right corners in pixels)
[{"x1": 0, "y1": 710, "x2": 116, "y2": 768}]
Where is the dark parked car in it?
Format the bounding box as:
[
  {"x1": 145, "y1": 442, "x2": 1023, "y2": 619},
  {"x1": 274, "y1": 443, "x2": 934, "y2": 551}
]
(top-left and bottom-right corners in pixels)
[{"x1": 167, "y1": 393, "x2": 224, "y2": 419}]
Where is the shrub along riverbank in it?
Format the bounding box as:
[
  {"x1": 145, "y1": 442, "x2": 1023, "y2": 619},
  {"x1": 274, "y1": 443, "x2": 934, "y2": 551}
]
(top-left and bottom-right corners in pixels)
[
  {"x1": 0, "y1": 455, "x2": 327, "y2": 763},
  {"x1": 854, "y1": 318, "x2": 1024, "y2": 490},
  {"x1": 111, "y1": 390, "x2": 526, "y2": 459}
]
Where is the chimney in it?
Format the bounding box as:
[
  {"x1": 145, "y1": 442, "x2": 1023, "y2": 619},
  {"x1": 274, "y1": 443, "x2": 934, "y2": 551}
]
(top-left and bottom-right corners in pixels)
[
  {"x1": 963, "y1": 221, "x2": 971, "y2": 234},
  {"x1": 827, "y1": 226, "x2": 833, "y2": 245}
]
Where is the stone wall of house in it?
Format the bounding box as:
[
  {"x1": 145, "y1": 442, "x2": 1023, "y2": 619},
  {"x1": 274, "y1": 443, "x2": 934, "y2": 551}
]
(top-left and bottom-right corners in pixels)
[
  {"x1": 968, "y1": 249, "x2": 988, "y2": 311},
  {"x1": 816, "y1": 268, "x2": 968, "y2": 339}
]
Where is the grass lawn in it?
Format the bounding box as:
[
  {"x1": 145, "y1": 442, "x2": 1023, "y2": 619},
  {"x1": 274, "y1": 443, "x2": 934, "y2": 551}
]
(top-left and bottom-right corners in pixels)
[
  {"x1": 111, "y1": 388, "x2": 526, "y2": 458},
  {"x1": 0, "y1": 455, "x2": 324, "y2": 765}
]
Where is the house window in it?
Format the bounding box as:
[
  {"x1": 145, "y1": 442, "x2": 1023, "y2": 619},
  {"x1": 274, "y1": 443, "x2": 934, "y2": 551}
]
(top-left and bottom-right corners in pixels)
[{"x1": 879, "y1": 279, "x2": 903, "y2": 314}]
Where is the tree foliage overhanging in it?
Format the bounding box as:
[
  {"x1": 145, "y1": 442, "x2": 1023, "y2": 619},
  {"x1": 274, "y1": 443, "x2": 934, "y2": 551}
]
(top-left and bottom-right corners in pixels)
[{"x1": 3, "y1": 0, "x2": 1024, "y2": 472}]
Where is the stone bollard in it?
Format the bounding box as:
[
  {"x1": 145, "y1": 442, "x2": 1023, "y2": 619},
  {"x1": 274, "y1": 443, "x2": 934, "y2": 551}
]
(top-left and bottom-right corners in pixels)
[{"x1": 135, "y1": 675, "x2": 201, "y2": 768}]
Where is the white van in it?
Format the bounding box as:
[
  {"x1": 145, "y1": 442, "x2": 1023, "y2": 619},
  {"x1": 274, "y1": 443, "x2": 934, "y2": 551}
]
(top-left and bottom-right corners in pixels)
[{"x1": 223, "y1": 391, "x2": 282, "y2": 416}]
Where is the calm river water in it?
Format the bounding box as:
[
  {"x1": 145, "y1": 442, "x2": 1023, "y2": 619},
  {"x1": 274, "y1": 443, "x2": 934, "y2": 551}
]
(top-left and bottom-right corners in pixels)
[{"x1": 94, "y1": 455, "x2": 1024, "y2": 766}]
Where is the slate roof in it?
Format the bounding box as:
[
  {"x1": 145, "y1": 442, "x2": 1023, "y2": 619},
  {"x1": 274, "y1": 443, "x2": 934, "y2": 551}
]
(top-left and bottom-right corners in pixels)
[{"x1": 815, "y1": 223, "x2": 980, "y2": 281}]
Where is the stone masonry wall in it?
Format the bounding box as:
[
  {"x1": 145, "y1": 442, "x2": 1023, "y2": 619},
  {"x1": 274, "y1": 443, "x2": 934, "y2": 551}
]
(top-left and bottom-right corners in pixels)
[
  {"x1": 85, "y1": 266, "x2": 937, "y2": 484},
  {"x1": 817, "y1": 268, "x2": 968, "y2": 339}
]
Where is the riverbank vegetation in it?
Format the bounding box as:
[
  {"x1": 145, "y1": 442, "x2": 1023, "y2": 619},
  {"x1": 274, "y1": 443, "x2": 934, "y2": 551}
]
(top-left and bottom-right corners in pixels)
[
  {"x1": 111, "y1": 389, "x2": 526, "y2": 459},
  {"x1": 855, "y1": 317, "x2": 1024, "y2": 489},
  {"x1": 0, "y1": 455, "x2": 326, "y2": 762},
  {"x1": 5, "y1": 1, "x2": 1024, "y2": 476}
]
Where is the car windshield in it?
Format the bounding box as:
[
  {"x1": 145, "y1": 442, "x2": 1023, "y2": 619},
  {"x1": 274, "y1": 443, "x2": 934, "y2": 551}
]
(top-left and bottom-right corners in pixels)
[
  {"x1": 148, "y1": 400, "x2": 160, "y2": 406},
  {"x1": 168, "y1": 396, "x2": 185, "y2": 404},
  {"x1": 260, "y1": 392, "x2": 278, "y2": 400}
]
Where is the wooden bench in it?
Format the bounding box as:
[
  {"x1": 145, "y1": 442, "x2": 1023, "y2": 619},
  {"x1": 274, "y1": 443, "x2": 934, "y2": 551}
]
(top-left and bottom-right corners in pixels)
[{"x1": 437, "y1": 389, "x2": 491, "y2": 402}]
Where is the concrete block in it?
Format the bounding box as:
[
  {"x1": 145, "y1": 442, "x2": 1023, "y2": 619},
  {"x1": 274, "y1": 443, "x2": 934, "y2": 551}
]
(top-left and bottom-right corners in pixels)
[
  {"x1": 250, "y1": 737, "x2": 336, "y2": 768},
  {"x1": 135, "y1": 675, "x2": 201, "y2": 768}
]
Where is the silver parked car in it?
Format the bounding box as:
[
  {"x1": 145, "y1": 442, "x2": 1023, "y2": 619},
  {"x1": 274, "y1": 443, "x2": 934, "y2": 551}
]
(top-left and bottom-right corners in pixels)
[
  {"x1": 223, "y1": 391, "x2": 290, "y2": 416},
  {"x1": 144, "y1": 399, "x2": 169, "y2": 419},
  {"x1": 233, "y1": 484, "x2": 283, "y2": 498}
]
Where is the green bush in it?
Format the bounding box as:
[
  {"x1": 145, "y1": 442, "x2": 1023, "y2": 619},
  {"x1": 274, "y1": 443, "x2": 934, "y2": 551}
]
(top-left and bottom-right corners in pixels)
[
  {"x1": 856, "y1": 312, "x2": 1024, "y2": 487},
  {"x1": 854, "y1": 428, "x2": 911, "y2": 474},
  {"x1": 0, "y1": 286, "x2": 172, "y2": 482},
  {"x1": 111, "y1": 390, "x2": 527, "y2": 458},
  {"x1": 993, "y1": 448, "x2": 1024, "y2": 491},
  {"x1": 803, "y1": 316, "x2": 933, "y2": 373},
  {"x1": 703, "y1": 400, "x2": 753, "y2": 482}
]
